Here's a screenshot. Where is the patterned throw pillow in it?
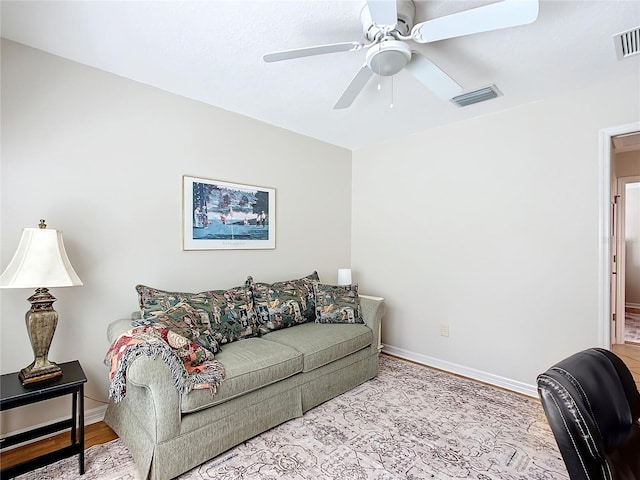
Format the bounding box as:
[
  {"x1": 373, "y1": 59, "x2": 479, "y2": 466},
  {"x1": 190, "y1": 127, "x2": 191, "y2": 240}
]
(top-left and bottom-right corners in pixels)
[
  {"x1": 313, "y1": 283, "x2": 364, "y2": 324},
  {"x1": 132, "y1": 301, "x2": 220, "y2": 354},
  {"x1": 248, "y1": 271, "x2": 319, "y2": 333},
  {"x1": 135, "y1": 284, "x2": 258, "y2": 345},
  {"x1": 136, "y1": 285, "x2": 210, "y2": 321},
  {"x1": 205, "y1": 287, "x2": 259, "y2": 344}
]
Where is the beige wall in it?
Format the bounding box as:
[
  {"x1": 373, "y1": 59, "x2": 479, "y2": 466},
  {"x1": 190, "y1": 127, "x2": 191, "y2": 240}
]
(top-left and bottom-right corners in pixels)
[
  {"x1": 0, "y1": 40, "x2": 352, "y2": 433},
  {"x1": 352, "y1": 73, "x2": 640, "y2": 393}
]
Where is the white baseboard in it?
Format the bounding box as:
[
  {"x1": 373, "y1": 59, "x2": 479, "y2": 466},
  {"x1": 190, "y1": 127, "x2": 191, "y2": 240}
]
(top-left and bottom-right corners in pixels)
[
  {"x1": 626, "y1": 302, "x2": 640, "y2": 310},
  {"x1": 86, "y1": 404, "x2": 108, "y2": 425},
  {"x1": 381, "y1": 344, "x2": 539, "y2": 398},
  {"x1": 1, "y1": 404, "x2": 107, "y2": 451}
]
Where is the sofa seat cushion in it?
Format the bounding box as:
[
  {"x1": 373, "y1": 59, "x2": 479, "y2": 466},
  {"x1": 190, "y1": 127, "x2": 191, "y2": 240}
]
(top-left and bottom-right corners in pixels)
[
  {"x1": 180, "y1": 338, "x2": 303, "y2": 413},
  {"x1": 262, "y1": 322, "x2": 373, "y2": 372}
]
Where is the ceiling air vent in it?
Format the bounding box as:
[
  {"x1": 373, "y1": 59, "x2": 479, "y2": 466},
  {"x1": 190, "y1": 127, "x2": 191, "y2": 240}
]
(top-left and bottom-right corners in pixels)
[
  {"x1": 614, "y1": 27, "x2": 640, "y2": 60},
  {"x1": 451, "y1": 85, "x2": 502, "y2": 107}
]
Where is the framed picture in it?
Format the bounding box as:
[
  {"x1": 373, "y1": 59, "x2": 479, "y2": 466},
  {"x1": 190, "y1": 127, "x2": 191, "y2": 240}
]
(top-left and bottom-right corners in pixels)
[{"x1": 183, "y1": 176, "x2": 275, "y2": 250}]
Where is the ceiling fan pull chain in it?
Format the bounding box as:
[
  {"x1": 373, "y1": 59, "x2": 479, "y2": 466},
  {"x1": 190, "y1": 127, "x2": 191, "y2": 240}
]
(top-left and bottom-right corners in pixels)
[
  {"x1": 390, "y1": 75, "x2": 394, "y2": 109},
  {"x1": 376, "y1": 41, "x2": 382, "y2": 91}
]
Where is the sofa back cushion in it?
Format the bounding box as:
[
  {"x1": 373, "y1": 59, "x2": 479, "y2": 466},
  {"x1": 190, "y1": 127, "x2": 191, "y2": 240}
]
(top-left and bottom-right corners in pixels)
[
  {"x1": 248, "y1": 272, "x2": 319, "y2": 334},
  {"x1": 135, "y1": 284, "x2": 258, "y2": 346}
]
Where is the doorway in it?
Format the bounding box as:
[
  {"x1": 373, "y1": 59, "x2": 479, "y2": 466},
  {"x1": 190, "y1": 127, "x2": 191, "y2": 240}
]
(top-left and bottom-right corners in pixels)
[
  {"x1": 605, "y1": 127, "x2": 640, "y2": 348},
  {"x1": 614, "y1": 177, "x2": 640, "y2": 344},
  {"x1": 599, "y1": 122, "x2": 640, "y2": 349},
  {"x1": 603, "y1": 125, "x2": 640, "y2": 383}
]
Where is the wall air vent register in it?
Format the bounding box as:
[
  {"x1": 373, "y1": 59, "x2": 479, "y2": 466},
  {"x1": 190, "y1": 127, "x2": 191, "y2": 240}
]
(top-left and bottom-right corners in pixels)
[
  {"x1": 451, "y1": 85, "x2": 503, "y2": 107},
  {"x1": 614, "y1": 27, "x2": 640, "y2": 60}
]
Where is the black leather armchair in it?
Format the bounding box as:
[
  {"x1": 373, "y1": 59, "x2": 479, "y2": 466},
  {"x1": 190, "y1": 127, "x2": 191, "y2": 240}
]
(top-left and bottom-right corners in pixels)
[{"x1": 537, "y1": 348, "x2": 640, "y2": 480}]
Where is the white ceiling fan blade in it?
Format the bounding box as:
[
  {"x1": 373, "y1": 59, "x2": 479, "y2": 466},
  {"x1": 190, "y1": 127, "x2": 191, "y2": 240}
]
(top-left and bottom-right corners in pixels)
[
  {"x1": 405, "y1": 51, "x2": 462, "y2": 100},
  {"x1": 367, "y1": 0, "x2": 398, "y2": 29},
  {"x1": 334, "y1": 66, "x2": 374, "y2": 109},
  {"x1": 411, "y1": 0, "x2": 539, "y2": 43},
  {"x1": 263, "y1": 42, "x2": 364, "y2": 63}
]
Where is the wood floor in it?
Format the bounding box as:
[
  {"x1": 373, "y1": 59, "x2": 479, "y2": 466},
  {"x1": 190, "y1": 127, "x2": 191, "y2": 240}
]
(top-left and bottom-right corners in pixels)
[
  {"x1": 2, "y1": 344, "x2": 640, "y2": 471},
  {"x1": 612, "y1": 342, "x2": 640, "y2": 390},
  {"x1": 612, "y1": 306, "x2": 640, "y2": 390},
  {"x1": 0, "y1": 421, "x2": 118, "y2": 471}
]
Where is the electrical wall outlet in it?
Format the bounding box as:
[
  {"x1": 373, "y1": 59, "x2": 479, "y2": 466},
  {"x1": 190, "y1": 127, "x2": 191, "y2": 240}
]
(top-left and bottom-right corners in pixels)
[{"x1": 440, "y1": 324, "x2": 449, "y2": 337}]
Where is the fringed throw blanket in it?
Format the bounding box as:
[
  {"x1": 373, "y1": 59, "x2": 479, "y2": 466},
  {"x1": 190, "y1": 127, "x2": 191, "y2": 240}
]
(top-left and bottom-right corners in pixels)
[{"x1": 105, "y1": 324, "x2": 225, "y2": 403}]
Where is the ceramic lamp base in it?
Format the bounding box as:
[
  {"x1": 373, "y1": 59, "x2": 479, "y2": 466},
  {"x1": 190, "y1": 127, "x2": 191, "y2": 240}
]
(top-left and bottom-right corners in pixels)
[{"x1": 19, "y1": 287, "x2": 63, "y2": 385}]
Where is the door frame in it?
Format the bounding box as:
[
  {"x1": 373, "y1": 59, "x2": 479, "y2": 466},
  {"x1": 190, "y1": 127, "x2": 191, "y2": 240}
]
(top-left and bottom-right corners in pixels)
[{"x1": 599, "y1": 121, "x2": 640, "y2": 348}]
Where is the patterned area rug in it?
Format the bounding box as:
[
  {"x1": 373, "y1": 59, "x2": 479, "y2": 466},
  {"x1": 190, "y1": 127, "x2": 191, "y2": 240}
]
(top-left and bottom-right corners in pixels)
[
  {"x1": 17, "y1": 355, "x2": 568, "y2": 480},
  {"x1": 625, "y1": 311, "x2": 640, "y2": 344}
]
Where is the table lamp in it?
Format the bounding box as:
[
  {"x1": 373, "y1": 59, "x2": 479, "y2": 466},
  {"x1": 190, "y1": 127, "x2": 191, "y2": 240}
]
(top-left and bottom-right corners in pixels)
[
  {"x1": 0, "y1": 220, "x2": 83, "y2": 385},
  {"x1": 338, "y1": 268, "x2": 352, "y2": 286}
]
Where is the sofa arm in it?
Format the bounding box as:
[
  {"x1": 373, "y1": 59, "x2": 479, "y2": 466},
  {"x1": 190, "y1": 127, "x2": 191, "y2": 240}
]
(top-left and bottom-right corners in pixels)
[
  {"x1": 359, "y1": 295, "x2": 385, "y2": 353},
  {"x1": 106, "y1": 318, "x2": 182, "y2": 443},
  {"x1": 124, "y1": 355, "x2": 182, "y2": 443},
  {"x1": 107, "y1": 318, "x2": 135, "y2": 343}
]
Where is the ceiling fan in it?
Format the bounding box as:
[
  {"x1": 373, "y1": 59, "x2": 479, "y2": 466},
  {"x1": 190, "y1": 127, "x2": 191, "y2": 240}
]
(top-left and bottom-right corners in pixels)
[{"x1": 263, "y1": 0, "x2": 539, "y2": 109}]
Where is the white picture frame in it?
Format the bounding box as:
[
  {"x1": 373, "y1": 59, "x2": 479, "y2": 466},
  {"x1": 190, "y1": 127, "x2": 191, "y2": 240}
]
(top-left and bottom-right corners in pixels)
[{"x1": 183, "y1": 175, "x2": 276, "y2": 250}]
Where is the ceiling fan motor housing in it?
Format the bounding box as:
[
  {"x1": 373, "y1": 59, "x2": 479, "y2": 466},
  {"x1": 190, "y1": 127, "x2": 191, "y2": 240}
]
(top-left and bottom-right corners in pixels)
[
  {"x1": 366, "y1": 40, "x2": 412, "y2": 76},
  {"x1": 361, "y1": 0, "x2": 416, "y2": 41}
]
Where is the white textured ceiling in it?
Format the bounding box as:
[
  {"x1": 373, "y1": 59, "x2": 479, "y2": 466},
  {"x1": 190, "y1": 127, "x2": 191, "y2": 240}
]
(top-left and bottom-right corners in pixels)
[{"x1": 1, "y1": 0, "x2": 639, "y2": 150}]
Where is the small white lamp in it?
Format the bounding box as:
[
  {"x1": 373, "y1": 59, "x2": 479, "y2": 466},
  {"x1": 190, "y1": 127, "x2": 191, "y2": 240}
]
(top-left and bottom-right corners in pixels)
[
  {"x1": 1, "y1": 220, "x2": 83, "y2": 384},
  {"x1": 337, "y1": 268, "x2": 352, "y2": 286}
]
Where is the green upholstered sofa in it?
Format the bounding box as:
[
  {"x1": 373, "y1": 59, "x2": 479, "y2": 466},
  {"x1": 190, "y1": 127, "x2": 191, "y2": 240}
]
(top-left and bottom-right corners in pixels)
[{"x1": 104, "y1": 295, "x2": 384, "y2": 480}]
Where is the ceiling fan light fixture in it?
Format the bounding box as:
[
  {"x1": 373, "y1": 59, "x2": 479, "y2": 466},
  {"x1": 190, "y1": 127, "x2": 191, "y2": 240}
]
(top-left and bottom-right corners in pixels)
[
  {"x1": 451, "y1": 84, "x2": 502, "y2": 107},
  {"x1": 366, "y1": 40, "x2": 411, "y2": 76}
]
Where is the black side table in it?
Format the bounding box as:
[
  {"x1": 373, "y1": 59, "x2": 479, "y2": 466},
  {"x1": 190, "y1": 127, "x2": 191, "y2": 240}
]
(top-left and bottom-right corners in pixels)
[{"x1": 1, "y1": 360, "x2": 87, "y2": 478}]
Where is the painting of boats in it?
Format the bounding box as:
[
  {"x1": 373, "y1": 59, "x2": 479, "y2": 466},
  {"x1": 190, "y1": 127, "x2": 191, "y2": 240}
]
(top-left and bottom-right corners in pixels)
[{"x1": 183, "y1": 176, "x2": 275, "y2": 250}]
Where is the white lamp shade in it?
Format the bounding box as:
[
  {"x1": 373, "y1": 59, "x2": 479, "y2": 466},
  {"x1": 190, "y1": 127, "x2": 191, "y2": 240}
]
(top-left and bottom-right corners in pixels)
[
  {"x1": 1, "y1": 227, "x2": 83, "y2": 288},
  {"x1": 337, "y1": 268, "x2": 352, "y2": 286}
]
